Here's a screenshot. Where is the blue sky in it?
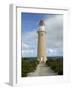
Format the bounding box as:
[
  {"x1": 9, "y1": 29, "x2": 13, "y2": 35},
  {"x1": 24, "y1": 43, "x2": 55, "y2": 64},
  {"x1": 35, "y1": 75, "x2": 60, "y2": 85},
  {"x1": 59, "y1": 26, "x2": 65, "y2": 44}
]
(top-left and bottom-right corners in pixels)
[
  {"x1": 21, "y1": 13, "x2": 48, "y2": 33},
  {"x1": 21, "y1": 13, "x2": 63, "y2": 57}
]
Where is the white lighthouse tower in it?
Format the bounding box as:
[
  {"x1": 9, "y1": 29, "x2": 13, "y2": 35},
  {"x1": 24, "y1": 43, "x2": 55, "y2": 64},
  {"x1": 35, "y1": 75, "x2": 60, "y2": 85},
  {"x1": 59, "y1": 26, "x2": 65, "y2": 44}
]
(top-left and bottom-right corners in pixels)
[{"x1": 37, "y1": 20, "x2": 47, "y2": 63}]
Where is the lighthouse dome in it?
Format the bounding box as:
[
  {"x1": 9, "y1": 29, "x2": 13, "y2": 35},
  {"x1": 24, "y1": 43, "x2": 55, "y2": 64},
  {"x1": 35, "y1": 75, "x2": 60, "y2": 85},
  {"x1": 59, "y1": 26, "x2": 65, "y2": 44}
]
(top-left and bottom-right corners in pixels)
[
  {"x1": 38, "y1": 20, "x2": 45, "y2": 31},
  {"x1": 39, "y1": 20, "x2": 45, "y2": 26}
]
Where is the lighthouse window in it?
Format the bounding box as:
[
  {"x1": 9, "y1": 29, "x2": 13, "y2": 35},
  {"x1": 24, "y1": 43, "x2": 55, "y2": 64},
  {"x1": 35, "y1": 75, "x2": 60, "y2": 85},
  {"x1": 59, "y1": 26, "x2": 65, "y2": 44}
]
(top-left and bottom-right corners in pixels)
[{"x1": 41, "y1": 33, "x2": 43, "y2": 36}]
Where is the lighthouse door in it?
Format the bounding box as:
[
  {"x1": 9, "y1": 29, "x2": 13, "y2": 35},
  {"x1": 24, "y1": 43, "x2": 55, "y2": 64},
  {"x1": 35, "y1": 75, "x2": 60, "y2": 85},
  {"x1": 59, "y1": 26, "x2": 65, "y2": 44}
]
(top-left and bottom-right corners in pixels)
[{"x1": 40, "y1": 56, "x2": 44, "y2": 63}]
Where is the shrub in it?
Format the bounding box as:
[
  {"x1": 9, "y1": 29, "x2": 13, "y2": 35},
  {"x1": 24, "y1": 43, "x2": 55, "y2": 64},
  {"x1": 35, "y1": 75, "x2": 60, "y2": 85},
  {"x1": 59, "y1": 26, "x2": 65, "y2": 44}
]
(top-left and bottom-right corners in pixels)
[
  {"x1": 21, "y1": 58, "x2": 39, "y2": 77},
  {"x1": 46, "y1": 57, "x2": 63, "y2": 75}
]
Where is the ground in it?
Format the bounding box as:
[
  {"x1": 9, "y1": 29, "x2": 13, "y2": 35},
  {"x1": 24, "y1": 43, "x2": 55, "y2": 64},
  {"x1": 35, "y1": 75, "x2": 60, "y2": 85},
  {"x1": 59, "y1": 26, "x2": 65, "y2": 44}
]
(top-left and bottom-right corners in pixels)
[{"x1": 27, "y1": 63, "x2": 57, "y2": 76}]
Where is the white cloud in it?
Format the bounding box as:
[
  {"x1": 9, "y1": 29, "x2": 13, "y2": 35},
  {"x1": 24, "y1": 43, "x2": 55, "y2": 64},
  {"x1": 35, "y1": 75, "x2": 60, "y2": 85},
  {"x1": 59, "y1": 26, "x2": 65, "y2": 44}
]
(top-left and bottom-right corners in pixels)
[
  {"x1": 22, "y1": 43, "x2": 30, "y2": 49},
  {"x1": 48, "y1": 48, "x2": 55, "y2": 53},
  {"x1": 22, "y1": 49, "x2": 37, "y2": 57},
  {"x1": 22, "y1": 31, "x2": 37, "y2": 57},
  {"x1": 47, "y1": 48, "x2": 63, "y2": 56},
  {"x1": 22, "y1": 30, "x2": 37, "y2": 49},
  {"x1": 45, "y1": 15, "x2": 63, "y2": 56},
  {"x1": 22, "y1": 49, "x2": 34, "y2": 53}
]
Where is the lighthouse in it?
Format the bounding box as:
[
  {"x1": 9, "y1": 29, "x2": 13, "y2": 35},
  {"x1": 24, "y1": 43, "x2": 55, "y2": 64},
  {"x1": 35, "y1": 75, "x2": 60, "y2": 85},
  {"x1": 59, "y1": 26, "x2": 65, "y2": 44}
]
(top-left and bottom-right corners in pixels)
[{"x1": 37, "y1": 20, "x2": 47, "y2": 63}]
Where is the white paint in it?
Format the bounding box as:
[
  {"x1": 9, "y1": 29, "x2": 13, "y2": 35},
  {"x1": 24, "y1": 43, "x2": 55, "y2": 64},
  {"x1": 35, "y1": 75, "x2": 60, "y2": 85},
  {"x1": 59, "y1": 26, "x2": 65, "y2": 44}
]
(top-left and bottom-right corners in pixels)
[{"x1": 39, "y1": 26, "x2": 45, "y2": 31}]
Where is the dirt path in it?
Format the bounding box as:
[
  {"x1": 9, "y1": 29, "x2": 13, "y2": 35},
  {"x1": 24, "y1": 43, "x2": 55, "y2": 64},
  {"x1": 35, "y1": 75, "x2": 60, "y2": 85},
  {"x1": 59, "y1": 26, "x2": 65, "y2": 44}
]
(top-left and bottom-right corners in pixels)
[{"x1": 27, "y1": 63, "x2": 57, "y2": 77}]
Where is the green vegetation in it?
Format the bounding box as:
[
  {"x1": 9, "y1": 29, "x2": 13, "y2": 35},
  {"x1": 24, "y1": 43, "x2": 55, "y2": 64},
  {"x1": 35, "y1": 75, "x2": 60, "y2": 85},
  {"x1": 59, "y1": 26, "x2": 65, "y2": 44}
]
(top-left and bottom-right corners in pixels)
[
  {"x1": 46, "y1": 57, "x2": 63, "y2": 75},
  {"x1": 21, "y1": 58, "x2": 39, "y2": 77},
  {"x1": 21, "y1": 57, "x2": 63, "y2": 77}
]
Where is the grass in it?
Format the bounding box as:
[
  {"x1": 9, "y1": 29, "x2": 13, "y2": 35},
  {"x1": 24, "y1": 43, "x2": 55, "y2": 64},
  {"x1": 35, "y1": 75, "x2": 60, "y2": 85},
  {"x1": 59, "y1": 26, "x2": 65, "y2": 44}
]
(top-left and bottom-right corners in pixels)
[
  {"x1": 21, "y1": 58, "x2": 39, "y2": 77},
  {"x1": 46, "y1": 57, "x2": 63, "y2": 75},
  {"x1": 21, "y1": 57, "x2": 63, "y2": 77}
]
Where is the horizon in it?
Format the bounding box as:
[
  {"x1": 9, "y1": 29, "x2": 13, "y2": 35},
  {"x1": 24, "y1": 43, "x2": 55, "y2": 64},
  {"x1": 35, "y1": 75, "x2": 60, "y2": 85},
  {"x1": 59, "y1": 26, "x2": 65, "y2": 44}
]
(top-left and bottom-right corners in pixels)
[{"x1": 22, "y1": 56, "x2": 63, "y2": 58}]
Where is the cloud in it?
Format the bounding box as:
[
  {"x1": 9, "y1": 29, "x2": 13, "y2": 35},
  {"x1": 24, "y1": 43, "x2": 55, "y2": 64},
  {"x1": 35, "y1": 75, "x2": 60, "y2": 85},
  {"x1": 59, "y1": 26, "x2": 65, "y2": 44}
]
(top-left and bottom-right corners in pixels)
[
  {"x1": 45, "y1": 15, "x2": 63, "y2": 56},
  {"x1": 21, "y1": 30, "x2": 37, "y2": 57},
  {"x1": 47, "y1": 48, "x2": 63, "y2": 56},
  {"x1": 22, "y1": 49, "x2": 37, "y2": 57},
  {"x1": 22, "y1": 43, "x2": 30, "y2": 49},
  {"x1": 22, "y1": 30, "x2": 37, "y2": 49}
]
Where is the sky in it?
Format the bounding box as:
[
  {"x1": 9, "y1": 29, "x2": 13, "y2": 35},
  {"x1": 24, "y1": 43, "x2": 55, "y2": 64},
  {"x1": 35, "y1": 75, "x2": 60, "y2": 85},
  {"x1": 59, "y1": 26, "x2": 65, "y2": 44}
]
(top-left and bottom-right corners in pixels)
[{"x1": 21, "y1": 12, "x2": 63, "y2": 57}]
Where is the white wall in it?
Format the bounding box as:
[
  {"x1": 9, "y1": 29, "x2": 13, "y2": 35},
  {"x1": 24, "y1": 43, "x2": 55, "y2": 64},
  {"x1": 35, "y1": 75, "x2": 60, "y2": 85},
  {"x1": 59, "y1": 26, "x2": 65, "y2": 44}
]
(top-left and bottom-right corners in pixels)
[{"x1": 0, "y1": 0, "x2": 72, "y2": 89}]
